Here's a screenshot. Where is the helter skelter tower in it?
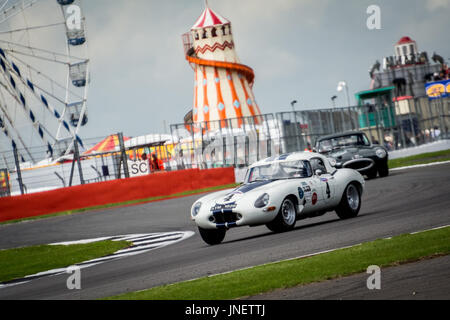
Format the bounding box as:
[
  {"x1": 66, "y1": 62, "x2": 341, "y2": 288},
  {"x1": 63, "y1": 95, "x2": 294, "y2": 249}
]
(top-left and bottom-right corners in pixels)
[{"x1": 182, "y1": 2, "x2": 262, "y2": 131}]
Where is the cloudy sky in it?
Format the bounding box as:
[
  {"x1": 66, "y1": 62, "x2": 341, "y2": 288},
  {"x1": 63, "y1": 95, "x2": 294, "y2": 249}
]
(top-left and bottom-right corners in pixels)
[{"x1": 78, "y1": 0, "x2": 449, "y2": 139}]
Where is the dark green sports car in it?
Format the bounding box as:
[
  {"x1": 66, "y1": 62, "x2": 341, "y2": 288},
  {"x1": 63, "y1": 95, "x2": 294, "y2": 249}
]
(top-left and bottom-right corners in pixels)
[{"x1": 315, "y1": 131, "x2": 389, "y2": 179}]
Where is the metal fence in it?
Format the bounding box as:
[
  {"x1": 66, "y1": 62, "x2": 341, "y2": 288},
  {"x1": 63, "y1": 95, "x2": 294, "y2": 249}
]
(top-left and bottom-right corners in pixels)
[
  {"x1": 170, "y1": 114, "x2": 282, "y2": 170},
  {"x1": 277, "y1": 96, "x2": 449, "y2": 153},
  {"x1": 276, "y1": 107, "x2": 361, "y2": 153},
  {"x1": 0, "y1": 95, "x2": 448, "y2": 197}
]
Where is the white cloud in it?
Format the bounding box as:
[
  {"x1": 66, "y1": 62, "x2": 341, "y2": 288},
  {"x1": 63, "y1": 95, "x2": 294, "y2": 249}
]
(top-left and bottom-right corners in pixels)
[
  {"x1": 215, "y1": 0, "x2": 331, "y2": 29},
  {"x1": 426, "y1": 0, "x2": 450, "y2": 11}
]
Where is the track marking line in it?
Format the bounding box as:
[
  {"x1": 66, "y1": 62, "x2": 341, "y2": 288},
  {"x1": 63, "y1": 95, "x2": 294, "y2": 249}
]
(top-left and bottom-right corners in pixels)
[
  {"x1": 391, "y1": 160, "x2": 450, "y2": 172},
  {"x1": 0, "y1": 231, "x2": 195, "y2": 289},
  {"x1": 410, "y1": 225, "x2": 450, "y2": 235}
]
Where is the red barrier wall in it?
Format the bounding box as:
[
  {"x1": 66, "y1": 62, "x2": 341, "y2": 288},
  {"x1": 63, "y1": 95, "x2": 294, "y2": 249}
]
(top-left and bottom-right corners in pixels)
[{"x1": 0, "y1": 168, "x2": 235, "y2": 223}]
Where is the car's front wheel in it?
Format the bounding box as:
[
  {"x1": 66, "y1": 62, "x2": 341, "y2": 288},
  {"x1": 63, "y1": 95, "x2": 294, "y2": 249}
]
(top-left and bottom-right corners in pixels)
[
  {"x1": 378, "y1": 161, "x2": 389, "y2": 177},
  {"x1": 335, "y1": 183, "x2": 361, "y2": 219},
  {"x1": 198, "y1": 227, "x2": 226, "y2": 245},
  {"x1": 266, "y1": 197, "x2": 297, "y2": 233},
  {"x1": 366, "y1": 166, "x2": 378, "y2": 179}
]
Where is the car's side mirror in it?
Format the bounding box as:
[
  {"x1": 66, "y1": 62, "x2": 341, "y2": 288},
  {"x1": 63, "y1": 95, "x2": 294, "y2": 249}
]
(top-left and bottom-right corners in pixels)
[{"x1": 315, "y1": 169, "x2": 323, "y2": 176}]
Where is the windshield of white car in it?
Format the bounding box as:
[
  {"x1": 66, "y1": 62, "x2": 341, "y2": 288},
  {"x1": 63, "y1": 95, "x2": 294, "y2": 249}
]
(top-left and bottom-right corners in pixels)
[
  {"x1": 318, "y1": 134, "x2": 370, "y2": 153},
  {"x1": 245, "y1": 161, "x2": 312, "y2": 183}
]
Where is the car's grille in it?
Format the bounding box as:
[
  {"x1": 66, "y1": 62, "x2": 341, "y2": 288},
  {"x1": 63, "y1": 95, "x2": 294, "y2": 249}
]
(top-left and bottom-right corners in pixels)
[
  {"x1": 212, "y1": 210, "x2": 240, "y2": 224},
  {"x1": 210, "y1": 209, "x2": 241, "y2": 229}
]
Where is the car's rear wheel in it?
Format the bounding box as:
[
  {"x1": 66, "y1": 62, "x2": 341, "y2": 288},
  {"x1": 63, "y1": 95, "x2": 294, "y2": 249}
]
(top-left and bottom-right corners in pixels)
[
  {"x1": 266, "y1": 197, "x2": 297, "y2": 233},
  {"x1": 336, "y1": 183, "x2": 361, "y2": 219},
  {"x1": 198, "y1": 227, "x2": 226, "y2": 245}
]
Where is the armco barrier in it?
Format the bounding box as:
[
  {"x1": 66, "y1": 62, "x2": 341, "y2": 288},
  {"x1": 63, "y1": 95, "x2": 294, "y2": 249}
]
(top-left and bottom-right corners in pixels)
[{"x1": 0, "y1": 167, "x2": 235, "y2": 223}]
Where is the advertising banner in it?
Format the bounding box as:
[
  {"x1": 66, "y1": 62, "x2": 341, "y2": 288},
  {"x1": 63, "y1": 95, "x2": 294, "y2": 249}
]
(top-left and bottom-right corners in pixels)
[{"x1": 426, "y1": 80, "x2": 450, "y2": 99}]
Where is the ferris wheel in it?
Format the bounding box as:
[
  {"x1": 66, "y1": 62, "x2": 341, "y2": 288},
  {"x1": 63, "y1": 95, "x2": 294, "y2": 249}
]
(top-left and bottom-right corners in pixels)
[{"x1": 0, "y1": 0, "x2": 89, "y2": 164}]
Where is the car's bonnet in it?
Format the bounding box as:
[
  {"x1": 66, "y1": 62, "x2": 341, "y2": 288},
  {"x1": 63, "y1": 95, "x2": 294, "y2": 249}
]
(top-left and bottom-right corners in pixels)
[
  {"x1": 214, "y1": 179, "x2": 286, "y2": 204},
  {"x1": 329, "y1": 147, "x2": 375, "y2": 159}
]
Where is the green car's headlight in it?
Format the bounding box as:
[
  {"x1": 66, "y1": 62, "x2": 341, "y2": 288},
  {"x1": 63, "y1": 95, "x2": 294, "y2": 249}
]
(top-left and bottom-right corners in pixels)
[
  {"x1": 255, "y1": 193, "x2": 270, "y2": 208},
  {"x1": 375, "y1": 148, "x2": 387, "y2": 159}
]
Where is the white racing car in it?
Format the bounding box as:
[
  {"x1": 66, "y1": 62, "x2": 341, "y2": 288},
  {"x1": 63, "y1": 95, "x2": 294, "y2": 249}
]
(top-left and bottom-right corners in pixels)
[{"x1": 191, "y1": 152, "x2": 365, "y2": 245}]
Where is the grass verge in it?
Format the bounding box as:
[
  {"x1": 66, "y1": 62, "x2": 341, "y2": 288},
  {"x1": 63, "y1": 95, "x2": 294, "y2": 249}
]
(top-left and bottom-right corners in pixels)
[
  {"x1": 389, "y1": 149, "x2": 450, "y2": 169},
  {"x1": 106, "y1": 226, "x2": 450, "y2": 300},
  {"x1": 0, "y1": 183, "x2": 238, "y2": 226},
  {"x1": 0, "y1": 240, "x2": 130, "y2": 283}
]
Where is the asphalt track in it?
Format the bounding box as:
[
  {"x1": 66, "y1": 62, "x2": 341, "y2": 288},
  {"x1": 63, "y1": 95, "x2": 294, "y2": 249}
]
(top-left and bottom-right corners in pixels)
[{"x1": 0, "y1": 163, "x2": 449, "y2": 300}]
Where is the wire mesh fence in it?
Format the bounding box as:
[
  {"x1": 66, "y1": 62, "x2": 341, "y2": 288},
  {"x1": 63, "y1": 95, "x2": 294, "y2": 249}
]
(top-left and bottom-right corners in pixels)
[
  {"x1": 277, "y1": 96, "x2": 448, "y2": 153},
  {"x1": 170, "y1": 114, "x2": 282, "y2": 170},
  {"x1": 0, "y1": 95, "x2": 448, "y2": 197}
]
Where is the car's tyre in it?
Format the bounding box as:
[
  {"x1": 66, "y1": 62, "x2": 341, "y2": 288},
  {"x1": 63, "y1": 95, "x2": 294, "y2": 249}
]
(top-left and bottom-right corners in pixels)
[
  {"x1": 366, "y1": 167, "x2": 378, "y2": 179},
  {"x1": 378, "y1": 161, "x2": 389, "y2": 178},
  {"x1": 266, "y1": 197, "x2": 297, "y2": 233},
  {"x1": 198, "y1": 227, "x2": 226, "y2": 245},
  {"x1": 335, "y1": 183, "x2": 361, "y2": 220}
]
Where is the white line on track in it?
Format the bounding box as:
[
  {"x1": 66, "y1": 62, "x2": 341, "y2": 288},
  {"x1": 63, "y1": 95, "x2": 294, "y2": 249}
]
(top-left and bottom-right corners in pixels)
[
  {"x1": 391, "y1": 160, "x2": 450, "y2": 171},
  {"x1": 0, "y1": 231, "x2": 195, "y2": 289}
]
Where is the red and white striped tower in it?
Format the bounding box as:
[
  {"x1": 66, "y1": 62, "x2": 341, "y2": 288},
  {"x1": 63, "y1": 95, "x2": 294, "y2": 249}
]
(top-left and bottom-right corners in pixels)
[{"x1": 184, "y1": 2, "x2": 262, "y2": 130}]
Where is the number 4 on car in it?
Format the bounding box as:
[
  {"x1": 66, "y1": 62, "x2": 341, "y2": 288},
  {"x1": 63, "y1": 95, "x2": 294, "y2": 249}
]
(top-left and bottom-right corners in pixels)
[{"x1": 191, "y1": 152, "x2": 365, "y2": 245}]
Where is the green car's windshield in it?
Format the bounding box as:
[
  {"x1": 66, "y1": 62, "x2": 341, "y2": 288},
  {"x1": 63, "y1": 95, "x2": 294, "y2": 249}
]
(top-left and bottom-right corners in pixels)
[
  {"x1": 246, "y1": 161, "x2": 312, "y2": 183},
  {"x1": 318, "y1": 134, "x2": 370, "y2": 153}
]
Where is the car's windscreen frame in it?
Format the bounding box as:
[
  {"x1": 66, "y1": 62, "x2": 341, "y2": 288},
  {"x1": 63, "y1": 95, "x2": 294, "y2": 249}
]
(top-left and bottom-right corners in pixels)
[
  {"x1": 318, "y1": 134, "x2": 370, "y2": 152},
  {"x1": 245, "y1": 160, "x2": 313, "y2": 183}
]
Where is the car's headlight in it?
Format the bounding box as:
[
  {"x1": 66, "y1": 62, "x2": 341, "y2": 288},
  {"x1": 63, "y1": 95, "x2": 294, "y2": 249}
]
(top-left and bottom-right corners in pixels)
[
  {"x1": 375, "y1": 148, "x2": 387, "y2": 159},
  {"x1": 255, "y1": 193, "x2": 270, "y2": 208},
  {"x1": 191, "y1": 202, "x2": 202, "y2": 217}
]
